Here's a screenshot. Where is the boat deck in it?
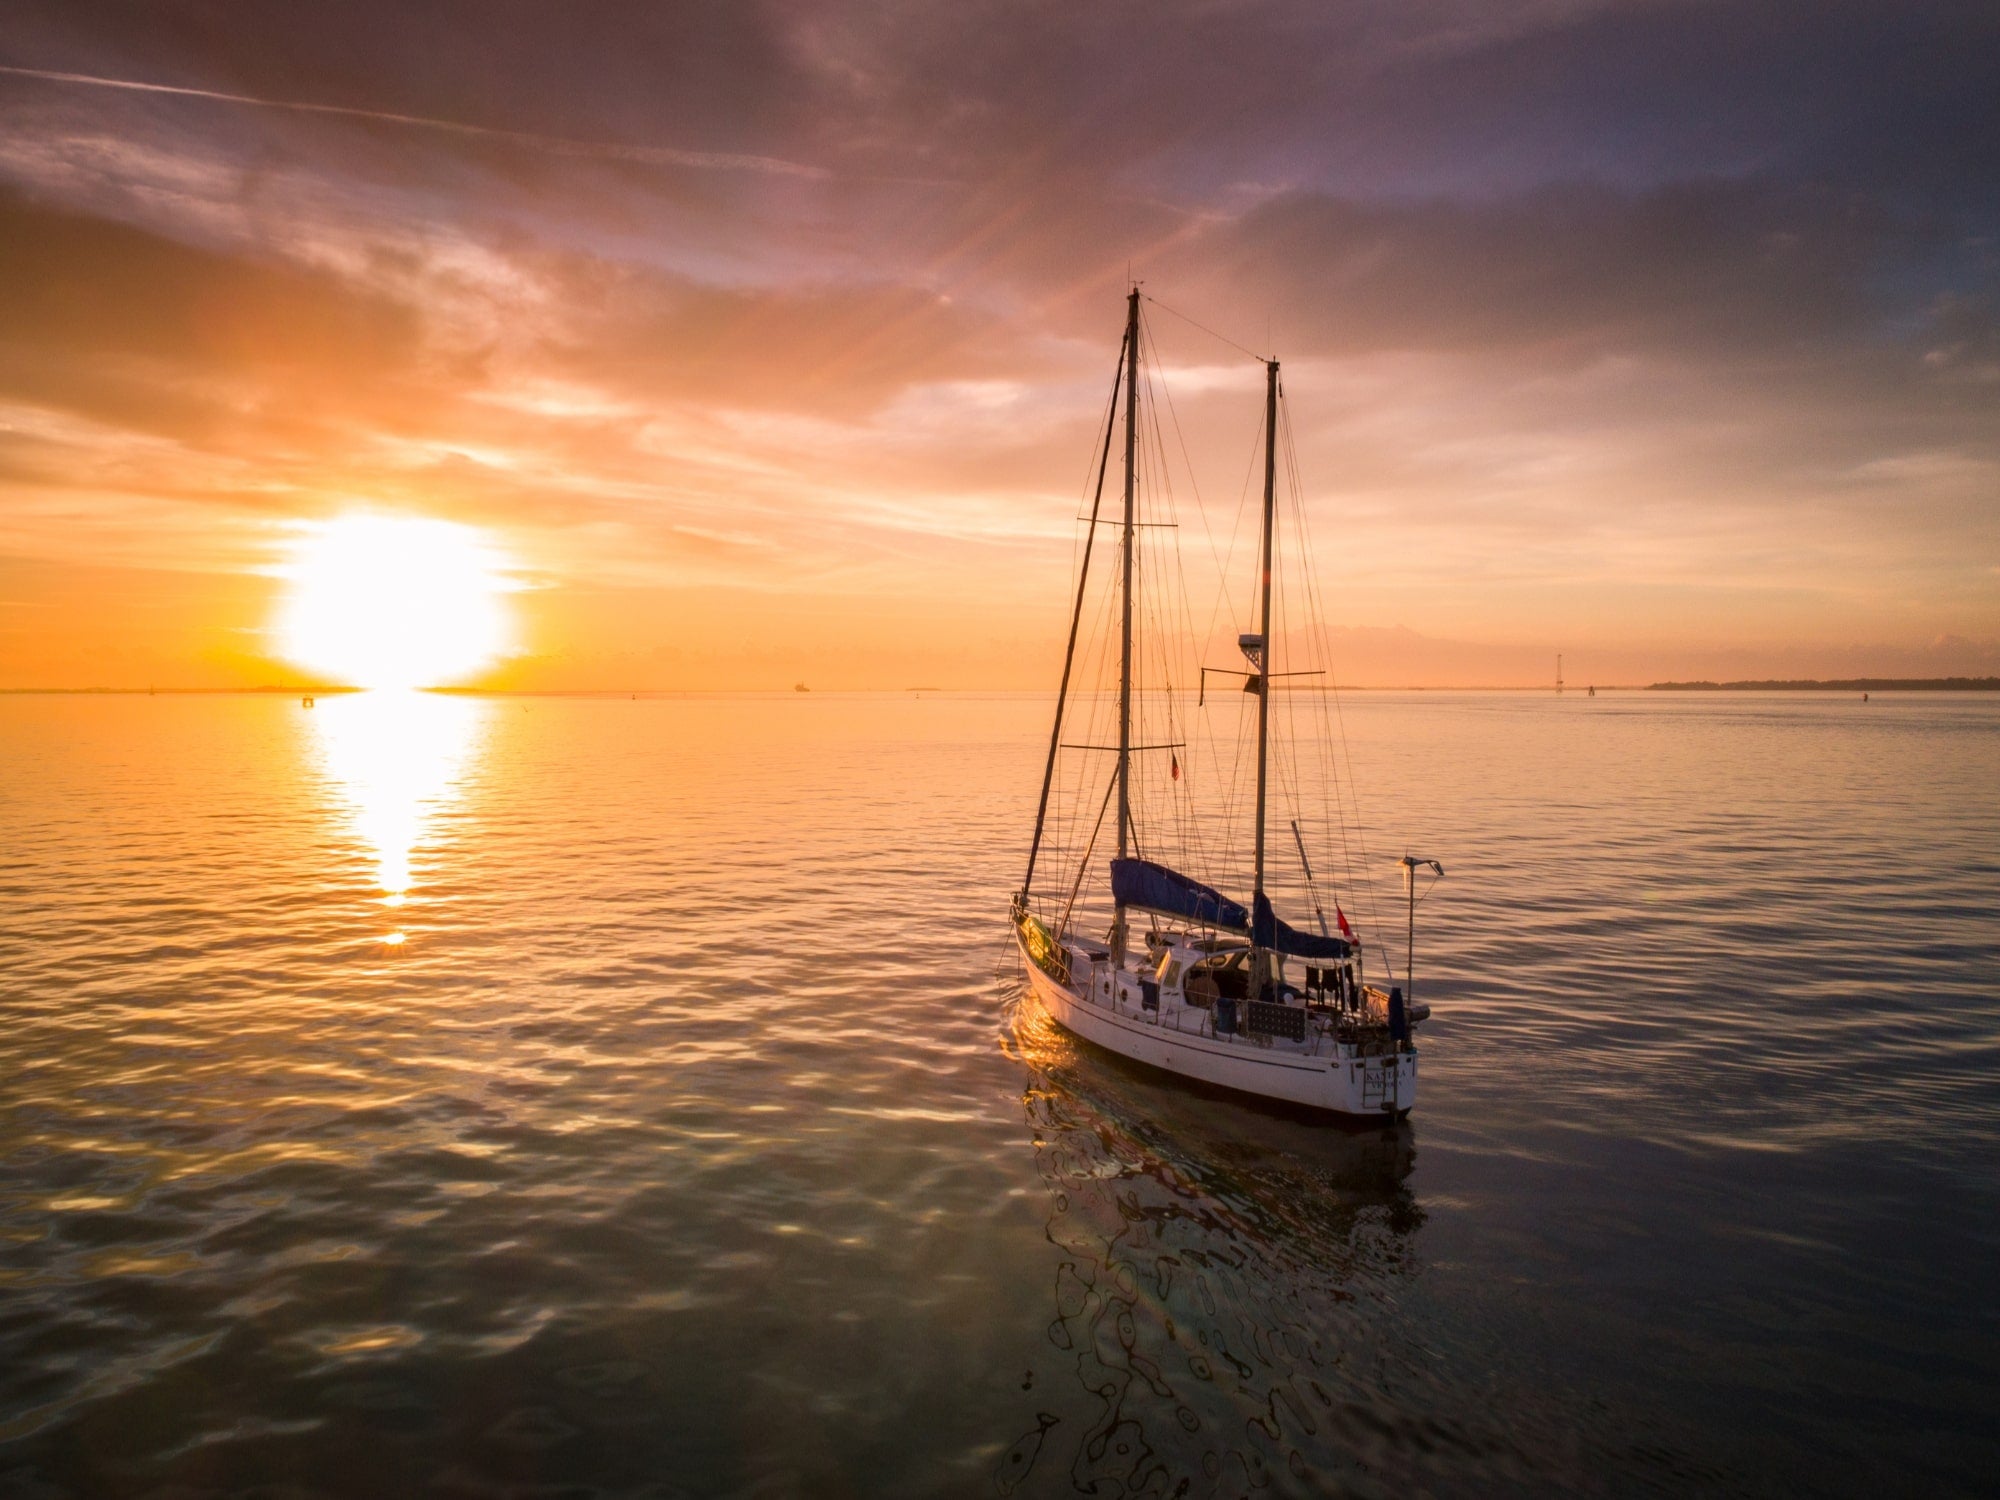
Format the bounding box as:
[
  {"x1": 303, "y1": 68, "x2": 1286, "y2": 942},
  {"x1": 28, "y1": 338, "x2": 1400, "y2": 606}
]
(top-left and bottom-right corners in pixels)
[{"x1": 1057, "y1": 933, "x2": 1410, "y2": 1061}]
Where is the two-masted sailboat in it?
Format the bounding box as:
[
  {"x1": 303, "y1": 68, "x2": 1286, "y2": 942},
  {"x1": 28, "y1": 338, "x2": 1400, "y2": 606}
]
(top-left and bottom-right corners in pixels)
[{"x1": 1011, "y1": 289, "x2": 1436, "y2": 1117}]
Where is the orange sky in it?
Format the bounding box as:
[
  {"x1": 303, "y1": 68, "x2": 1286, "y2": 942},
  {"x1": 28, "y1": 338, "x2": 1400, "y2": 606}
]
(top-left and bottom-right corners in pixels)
[{"x1": 1, "y1": 5, "x2": 1996, "y2": 689}]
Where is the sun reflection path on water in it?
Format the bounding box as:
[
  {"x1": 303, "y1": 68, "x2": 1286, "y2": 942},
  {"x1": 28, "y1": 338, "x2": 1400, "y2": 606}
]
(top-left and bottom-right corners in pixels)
[{"x1": 306, "y1": 691, "x2": 487, "y2": 926}]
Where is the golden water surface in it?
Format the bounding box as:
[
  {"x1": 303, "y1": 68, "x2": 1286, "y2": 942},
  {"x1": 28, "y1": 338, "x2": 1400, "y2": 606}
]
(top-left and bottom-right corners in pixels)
[{"x1": 1, "y1": 690, "x2": 1996, "y2": 1496}]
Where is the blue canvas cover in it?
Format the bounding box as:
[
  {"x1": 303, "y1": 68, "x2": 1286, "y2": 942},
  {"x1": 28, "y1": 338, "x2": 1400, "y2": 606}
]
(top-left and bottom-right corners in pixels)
[
  {"x1": 1109, "y1": 858, "x2": 1250, "y2": 931},
  {"x1": 1252, "y1": 892, "x2": 1354, "y2": 960}
]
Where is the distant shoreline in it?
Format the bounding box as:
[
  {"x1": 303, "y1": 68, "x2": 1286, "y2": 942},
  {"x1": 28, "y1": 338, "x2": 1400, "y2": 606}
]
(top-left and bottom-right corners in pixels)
[
  {"x1": 0, "y1": 686, "x2": 361, "y2": 696},
  {"x1": 1647, "y1": 678, "x2": 2000, "y2": 692}
]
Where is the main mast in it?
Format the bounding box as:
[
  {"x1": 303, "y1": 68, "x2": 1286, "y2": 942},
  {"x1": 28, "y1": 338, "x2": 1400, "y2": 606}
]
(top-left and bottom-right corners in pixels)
[
  {"x1": 1251, "y1": 358, "x2": 1279, "y2": 985},
  {"x1": 1112, "y1": 286, "x2": 1140, "y2": 960}
]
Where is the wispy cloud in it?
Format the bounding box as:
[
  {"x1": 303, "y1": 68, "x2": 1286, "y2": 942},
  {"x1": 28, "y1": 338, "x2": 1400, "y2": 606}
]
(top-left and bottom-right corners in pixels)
[
  {"x1": 0, "y1": 2, "x2": 1994, "y2": 687},
  {"x1": 0, "y1": 64, "x2": 829, "y2": 179}
]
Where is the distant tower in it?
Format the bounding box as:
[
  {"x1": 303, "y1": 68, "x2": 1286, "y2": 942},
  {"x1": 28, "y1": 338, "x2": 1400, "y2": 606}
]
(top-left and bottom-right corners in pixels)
[{"x1": 1556, "y1": 654, "x2": 1564, "y2": 695}]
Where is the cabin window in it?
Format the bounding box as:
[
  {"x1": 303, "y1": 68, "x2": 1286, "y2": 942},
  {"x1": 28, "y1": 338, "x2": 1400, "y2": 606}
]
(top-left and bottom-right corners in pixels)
[
  {"x1": 1157, "y1": 957, "x2": 1182, "y2": 988},
  {"x1": 1184, "y1": 951, "x2": 1251, "y2": 1004}
]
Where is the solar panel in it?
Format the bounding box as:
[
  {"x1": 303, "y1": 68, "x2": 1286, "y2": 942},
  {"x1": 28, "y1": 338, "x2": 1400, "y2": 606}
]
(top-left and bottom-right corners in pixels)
[{"x1": 1244, "y1": 1000, "x2": 1306, "y2": 1042}]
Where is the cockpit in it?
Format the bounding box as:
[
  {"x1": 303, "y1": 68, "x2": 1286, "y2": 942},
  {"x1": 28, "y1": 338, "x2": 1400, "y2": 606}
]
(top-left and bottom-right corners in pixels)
[{"x1": 1144, "y1": 931, "x2": 1367, "y2": 1016}]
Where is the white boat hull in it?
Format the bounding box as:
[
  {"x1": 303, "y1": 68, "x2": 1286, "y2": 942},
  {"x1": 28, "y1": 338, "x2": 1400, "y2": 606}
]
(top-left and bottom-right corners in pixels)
[{"x1": 1018, "y1": 935, "x2": 1416, "y2": 1118}]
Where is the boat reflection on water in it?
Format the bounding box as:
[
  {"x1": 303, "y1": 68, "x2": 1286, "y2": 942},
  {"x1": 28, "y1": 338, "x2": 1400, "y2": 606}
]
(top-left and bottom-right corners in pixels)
[
  {"x1": 998, "y1": 997, "x2": 1423, "y2": 1498},
  {"x1": 305, "y1": 690, "x2": 487, "y2": 910}
]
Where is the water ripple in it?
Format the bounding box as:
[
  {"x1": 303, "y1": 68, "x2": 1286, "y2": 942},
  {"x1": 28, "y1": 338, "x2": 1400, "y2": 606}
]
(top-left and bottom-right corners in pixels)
[{"x1": 0, "y1": 690, "x2": 1995, "y2": 1496}]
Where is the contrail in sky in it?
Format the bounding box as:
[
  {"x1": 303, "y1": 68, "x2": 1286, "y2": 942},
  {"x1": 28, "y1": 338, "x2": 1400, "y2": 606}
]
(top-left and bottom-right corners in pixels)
[{"x1": 0, "y1": 63, "x2": 829, "y2": 179}]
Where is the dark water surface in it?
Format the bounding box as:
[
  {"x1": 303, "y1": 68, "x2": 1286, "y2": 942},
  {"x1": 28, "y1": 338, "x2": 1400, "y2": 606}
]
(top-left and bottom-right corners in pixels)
[{"x1": 2, "y1": 690, "x2": 1996, "y2": 1497}]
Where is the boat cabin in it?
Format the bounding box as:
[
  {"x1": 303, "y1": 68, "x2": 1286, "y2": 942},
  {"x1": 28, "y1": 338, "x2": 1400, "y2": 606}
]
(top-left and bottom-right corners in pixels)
[{"x1": 1042, "y1": 926, "x2": 1411, "y2": 1058}]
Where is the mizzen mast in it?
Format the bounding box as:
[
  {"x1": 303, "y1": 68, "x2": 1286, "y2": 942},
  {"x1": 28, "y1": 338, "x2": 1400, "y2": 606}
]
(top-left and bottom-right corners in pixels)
[
  {"x1": 1249, "y1": 357, "x2": 1279, "y2": 990},
  {"x1": 1111, "y1": 286, "x2": 1141, "y2": 960}
]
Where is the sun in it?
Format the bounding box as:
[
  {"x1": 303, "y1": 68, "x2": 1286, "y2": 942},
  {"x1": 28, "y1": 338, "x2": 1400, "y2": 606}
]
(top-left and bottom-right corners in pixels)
[{"x1": 276, "y1": 514, "x2": 514, "y2": 689}]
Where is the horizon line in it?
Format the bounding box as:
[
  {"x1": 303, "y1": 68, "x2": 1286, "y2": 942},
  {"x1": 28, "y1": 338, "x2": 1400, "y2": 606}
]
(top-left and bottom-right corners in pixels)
[{"x1": 7, "y1": 681, "x2": 1996, "y2": 698}]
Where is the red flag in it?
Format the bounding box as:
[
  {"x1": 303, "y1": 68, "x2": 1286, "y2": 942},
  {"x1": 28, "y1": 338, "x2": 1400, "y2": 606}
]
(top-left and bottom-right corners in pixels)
[
  {"x1": 1170, "y1": 753, "x2": 1180, "y2": 781},
  {"x1": 1335, "y1": 904, "x2": 1354, "y2": 939}
]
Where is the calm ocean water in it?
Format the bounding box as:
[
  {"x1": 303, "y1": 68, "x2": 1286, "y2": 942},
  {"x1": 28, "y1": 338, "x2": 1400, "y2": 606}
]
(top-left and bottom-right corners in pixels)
[{"x1": 2, "y1": 689, "x2": 1996, "y2": 1497}]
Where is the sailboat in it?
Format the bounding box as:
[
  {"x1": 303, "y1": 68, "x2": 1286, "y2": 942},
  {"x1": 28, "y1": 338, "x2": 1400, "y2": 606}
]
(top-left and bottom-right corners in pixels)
[{"x1": 1010, "y1": 289, "x2": 1438, "y2": 1117}]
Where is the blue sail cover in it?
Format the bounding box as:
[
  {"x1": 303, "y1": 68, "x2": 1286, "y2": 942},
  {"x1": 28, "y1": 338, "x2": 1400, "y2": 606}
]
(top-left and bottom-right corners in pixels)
[
  {"x1": 1253, "y1": 892, "x2": 1354, "y2": 960},
  {"x1": 1110, "y1": 858, "x2": 1250, "y2": 931}
]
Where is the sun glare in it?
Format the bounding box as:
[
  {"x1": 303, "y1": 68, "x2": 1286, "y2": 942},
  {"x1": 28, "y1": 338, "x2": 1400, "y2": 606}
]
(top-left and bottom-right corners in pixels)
[{"x1": 278, "y1": 514, "x2": 512, "y2": 689}]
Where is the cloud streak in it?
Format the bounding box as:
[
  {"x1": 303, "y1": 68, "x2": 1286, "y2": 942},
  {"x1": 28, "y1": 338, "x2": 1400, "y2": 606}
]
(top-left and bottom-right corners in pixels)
[
  {"x1": 0, "y1": 2, "x2": 1994, "y2": 687},
  {"x1": 0, "y1": 63, "x2": 830, "y2": 179}
]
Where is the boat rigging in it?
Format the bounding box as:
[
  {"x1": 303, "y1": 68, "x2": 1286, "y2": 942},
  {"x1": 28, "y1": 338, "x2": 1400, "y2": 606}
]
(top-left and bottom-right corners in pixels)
[{"x1": 1011, "y1": 289, "x2": 1443, "y2": 1117}]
